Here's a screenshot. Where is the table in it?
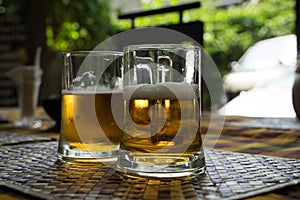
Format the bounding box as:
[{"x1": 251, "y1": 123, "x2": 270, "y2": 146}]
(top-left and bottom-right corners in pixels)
[{"x1": 0, "y1": 107, "x2": 300, "y2": 199}]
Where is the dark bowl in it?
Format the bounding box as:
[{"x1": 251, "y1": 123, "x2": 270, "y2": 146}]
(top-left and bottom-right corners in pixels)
[{"x1": 41, "y1": 95, "x2": 62, "y2": 127}]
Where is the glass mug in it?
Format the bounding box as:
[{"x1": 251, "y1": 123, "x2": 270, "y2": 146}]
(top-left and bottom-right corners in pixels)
[
  {"x1": 58, "y1": 51, "x2": 123, "y2": 163},
  {"x1": 117, "y1": 44, "x2": 205, "y2": 178}
]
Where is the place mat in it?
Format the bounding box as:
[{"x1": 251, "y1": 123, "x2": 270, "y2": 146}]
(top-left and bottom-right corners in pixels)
[
  {"x1": 226, "y1": 117, "x2": 300, "y2": 130},
  {"x1": 213, "y1": 122, "x2": 300, "y2": 160},
  {"x1": 0, "y1": 131, "x2": 55, "y2": 146},
  {"x1": 0, "y1": 142, "x2": 299, "y2": 200}
]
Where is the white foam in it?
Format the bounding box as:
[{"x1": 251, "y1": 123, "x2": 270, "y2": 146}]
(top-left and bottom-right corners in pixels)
[
  {"x1": 63, "y1": 82, "x2": 199, "y2": 99},
  {"x1": 62, "y1": 88, "x2": 122, "y2": 95},
  {"x1": 72, "y1": 71, "x2": 97, "y2": 88},
  {"x1": 124, "y1": 83, "x2": 199, "y2": 100}
]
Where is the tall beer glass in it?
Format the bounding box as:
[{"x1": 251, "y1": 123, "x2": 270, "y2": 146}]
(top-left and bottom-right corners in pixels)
[
  {"x1": 117, "y1": 44, "x2": 205, "y2": 178},
  {"x1": 58, "y1": 51, "x2": 123, "y2": 163}
]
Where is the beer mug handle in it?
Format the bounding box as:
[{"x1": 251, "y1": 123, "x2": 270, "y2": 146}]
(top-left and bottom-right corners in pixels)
[
  {"x1": 135, "y1": 56, "x2": 155, "y2": 84},
  {"x1": 157, "y1": 55, "x2": 172, "y2": 83}
]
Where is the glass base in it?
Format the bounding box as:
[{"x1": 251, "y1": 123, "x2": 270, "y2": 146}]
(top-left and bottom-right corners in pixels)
[
  {"x1": 58, "y1": 143, "x2": 118, "y2": 164},
  {"x1": 116, "y1": 150, "x2": 205, "y2": 178},
  {"x1": 14, "y1": 119, "x2": 42, "y2": 129},
  {"x1": 58, "y1": 154, "x2": 118, "y2": 164}
]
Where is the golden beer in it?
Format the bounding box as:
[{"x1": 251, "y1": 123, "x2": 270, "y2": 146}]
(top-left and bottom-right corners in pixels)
[
  {"x1": 118, "y1": 83, "x2": 205, "y2": 177},
  {"x1": 123, "y1": 98, "x2": 203, "y2": 152},
  {"x1": 58, "y1": 90, "x2": 123, "y2": 162}
]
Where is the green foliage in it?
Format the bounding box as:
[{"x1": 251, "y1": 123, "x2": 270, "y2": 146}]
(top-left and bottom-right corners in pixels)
[
  {"x1": 1, "y1": 0, "x2": 25, "y2": 15},
  {"x1": 115, "y1": 0, "x2": 295, "y2": 75},
  {"x1": 45, "y1": 0, "x2": 117, "y2": 52},
  {"x1": 3, "y1": 0, "x2": 295, "y2": 69},
  {"x1": 201, "y1": 0, "x2": 295, "y2": 74},
  {"x1": 114, "y1": 0, "x2": 295, "y2": 110}
]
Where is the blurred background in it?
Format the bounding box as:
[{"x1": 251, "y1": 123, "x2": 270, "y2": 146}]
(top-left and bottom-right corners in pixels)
[{"x1": 0, "y1": 0, "x2": 296, "y2": 116}]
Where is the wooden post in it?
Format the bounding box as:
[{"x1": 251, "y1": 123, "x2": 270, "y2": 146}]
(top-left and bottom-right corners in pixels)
[{"x1": 25, "y1": 0, "x2": 46, "y2": 65}]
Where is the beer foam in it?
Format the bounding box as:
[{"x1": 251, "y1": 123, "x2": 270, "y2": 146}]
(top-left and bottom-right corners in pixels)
[
  {"x1": 62, "y1": 88, "x2": 122, "y2": 95},
  {"x1": 70, "y1": 71, "x2": 123, "y2": 93},
  {"x1": 63, "y1": 82, "x2": 198, "y2": 99},
  {"x1": 124, "y1": 83, "x2": 199, "y2": 100},
  {"x1": 72, "y1": 71, "x2": 97, "y2": 88}
]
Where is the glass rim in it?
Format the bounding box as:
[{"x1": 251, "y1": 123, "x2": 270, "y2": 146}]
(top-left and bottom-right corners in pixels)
[
  {"x1": 123, "y1": 44, "x2": 201, "y2": 52},
  {"x1": 63, "y1": 50, "x2": 123, "y2": 57}
]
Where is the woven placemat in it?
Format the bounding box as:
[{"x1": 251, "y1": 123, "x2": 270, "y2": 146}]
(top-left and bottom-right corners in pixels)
[
  {"x1": 0, "y1": 142, "x2": 299, "y2": 200},
  {"x1": 0, "y1": 131, "x2": 55, "y2": 146},
  {"x1": 0, "y1": 131, "x2": 55, "y2": 145}
]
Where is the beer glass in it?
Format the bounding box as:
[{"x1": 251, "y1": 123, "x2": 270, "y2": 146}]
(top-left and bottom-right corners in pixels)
[
  {"x1": 58, "y1": 51, "x2": 123, "y2": 163},
  {"x1": 117, "y1": 44, "x2": 205, "y2": 178}
]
